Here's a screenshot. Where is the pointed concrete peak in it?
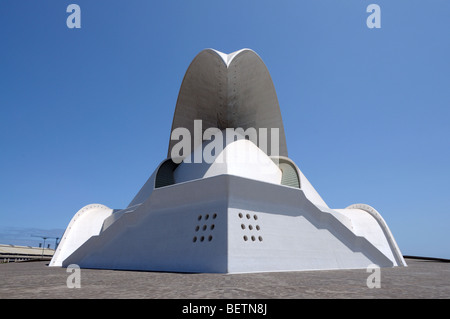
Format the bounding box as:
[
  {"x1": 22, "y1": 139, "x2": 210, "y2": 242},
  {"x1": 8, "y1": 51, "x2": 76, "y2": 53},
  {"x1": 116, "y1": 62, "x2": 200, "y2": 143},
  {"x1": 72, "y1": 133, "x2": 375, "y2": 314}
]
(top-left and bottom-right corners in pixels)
[{"x1": 208, "y1": 48, "x2": 254, "y2": 67}]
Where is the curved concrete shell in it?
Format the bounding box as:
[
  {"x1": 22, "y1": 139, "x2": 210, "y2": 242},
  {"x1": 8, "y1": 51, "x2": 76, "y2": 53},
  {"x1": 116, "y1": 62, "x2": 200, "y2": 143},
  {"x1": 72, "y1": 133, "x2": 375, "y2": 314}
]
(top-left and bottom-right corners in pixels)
[
  {"x1": 50, "y1": 49, "x2": 406, "y2": 273},
  {"x1": 50, "y1": 204, "x2": 114, "y2": 267},
  {"x1": 168, "y1": 49, "x2": 288, "y2": 160}
]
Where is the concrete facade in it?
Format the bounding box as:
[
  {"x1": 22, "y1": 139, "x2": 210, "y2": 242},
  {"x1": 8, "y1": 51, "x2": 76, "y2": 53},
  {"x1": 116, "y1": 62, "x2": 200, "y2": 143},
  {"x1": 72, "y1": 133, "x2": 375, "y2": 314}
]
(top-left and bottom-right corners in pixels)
[{"x1": 50, "y1": 49, "x2": 406, "y2": 273}]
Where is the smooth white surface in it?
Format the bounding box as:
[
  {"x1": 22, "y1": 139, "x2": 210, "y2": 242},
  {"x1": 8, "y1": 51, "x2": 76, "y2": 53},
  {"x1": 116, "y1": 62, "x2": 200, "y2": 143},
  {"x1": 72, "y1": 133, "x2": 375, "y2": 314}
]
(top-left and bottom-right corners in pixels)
[
  {"x1": 210, "y1": 48, "x2": 250, "y2": 67},
  {"x1": 57, "y1": 175, "x2": 398, "y2": 273},
  {"x1": 276, "y1": 156, "x2": 329, "y2": 208},
  {"x1": 174, "y1": 133, "x2": 282, "y2": 185},
  {"x1": 49, "y1": 204, "x2": 113, "y2": 267},
  {"x1": 51, "y1": 49, "x2": 406, "y2": 273},
  {"x1": 341, "y1": 204, "x2": 406, "y2": 266}
]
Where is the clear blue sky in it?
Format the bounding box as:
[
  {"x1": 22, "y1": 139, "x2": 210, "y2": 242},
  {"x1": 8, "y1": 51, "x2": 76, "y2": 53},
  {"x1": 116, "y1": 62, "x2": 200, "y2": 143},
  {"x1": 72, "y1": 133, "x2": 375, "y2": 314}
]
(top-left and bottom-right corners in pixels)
[{"x1": 1, "y1": 1, "x2": 449, "y2": 258}]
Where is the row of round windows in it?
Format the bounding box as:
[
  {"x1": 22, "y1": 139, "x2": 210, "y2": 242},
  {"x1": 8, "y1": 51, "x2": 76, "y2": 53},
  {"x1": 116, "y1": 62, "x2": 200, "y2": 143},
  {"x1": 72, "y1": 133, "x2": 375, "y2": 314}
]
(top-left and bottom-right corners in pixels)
[
  {"x1": 198, "y1": 213, "x2": 217, "y2": 221},
  {"x1": 239, "y1": 212, "x2": 263, "y2": 242},
  {"x1": 244, "y1": 235, "x2": 263, "y2": 242},
  {"x1": 238, "y1": 212, "x2": 258, "y2": 220},
  {"x1": 193, "y1": 235, "x2": 212, "y2": 243},
  {"x1": 193, "y1": 213, "x2": 218, "y2": 243}
]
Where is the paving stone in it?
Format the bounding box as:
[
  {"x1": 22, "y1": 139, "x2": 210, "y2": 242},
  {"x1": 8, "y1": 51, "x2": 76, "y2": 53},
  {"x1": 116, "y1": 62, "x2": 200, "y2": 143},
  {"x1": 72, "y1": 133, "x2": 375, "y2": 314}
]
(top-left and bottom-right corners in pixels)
[{"x1": 0, "y1": 258, "x2": 448, "y2": 299}]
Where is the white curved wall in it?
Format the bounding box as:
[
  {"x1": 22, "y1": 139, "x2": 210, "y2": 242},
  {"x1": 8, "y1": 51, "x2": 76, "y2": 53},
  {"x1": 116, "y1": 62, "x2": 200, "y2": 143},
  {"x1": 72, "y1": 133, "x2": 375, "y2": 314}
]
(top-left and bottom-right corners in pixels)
[
  {"x1": 60, "y1": 175, "x2": 398, "y2": 273},
  {"x1": 50, "y1": 48, "x2": 406, "y2": 273},
  {"x1": 298, "y1": 168, "x2": 329, "y2": 208},
  {"x1": 49, "y1": 204, "x2": 113, "y2": 267},
  {"x1": 174, "y1": 134, "x2": 282, "y2": 185},
  {"x1": 168, "y1": 48, "x2": 288, "y2": 159},
  {"x1": 338, "y1": 204, "x2": 407, "y2": 267}
]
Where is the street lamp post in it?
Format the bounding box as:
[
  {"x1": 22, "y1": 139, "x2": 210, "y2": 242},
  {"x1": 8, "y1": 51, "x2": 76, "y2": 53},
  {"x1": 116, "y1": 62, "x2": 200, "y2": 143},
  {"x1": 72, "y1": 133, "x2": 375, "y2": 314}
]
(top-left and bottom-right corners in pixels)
[{"x1": 41, "y1": 237, "x2": 47, "y2": 259}]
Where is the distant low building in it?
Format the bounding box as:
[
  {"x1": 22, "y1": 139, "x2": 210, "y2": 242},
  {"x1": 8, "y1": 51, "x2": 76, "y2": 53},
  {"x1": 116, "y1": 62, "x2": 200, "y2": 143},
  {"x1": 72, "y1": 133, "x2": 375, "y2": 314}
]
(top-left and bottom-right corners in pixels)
[{"x1": 0, "y1": 244, "x2": 54, "y2": 263}]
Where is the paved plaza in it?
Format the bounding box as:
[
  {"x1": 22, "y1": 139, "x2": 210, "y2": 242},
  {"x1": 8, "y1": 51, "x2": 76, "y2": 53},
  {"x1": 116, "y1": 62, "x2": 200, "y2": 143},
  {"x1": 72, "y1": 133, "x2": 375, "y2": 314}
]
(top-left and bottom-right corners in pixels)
[{"x1": 0, "y1": 258, "x2": 448, "y2": 299}]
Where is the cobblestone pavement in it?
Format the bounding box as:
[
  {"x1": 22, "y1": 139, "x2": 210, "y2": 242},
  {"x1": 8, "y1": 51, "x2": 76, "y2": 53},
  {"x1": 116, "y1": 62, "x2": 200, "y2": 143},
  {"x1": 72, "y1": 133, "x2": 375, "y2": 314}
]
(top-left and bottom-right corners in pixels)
[{"x1": 0, "y1": 258, "x2": 448, "y2": 299}]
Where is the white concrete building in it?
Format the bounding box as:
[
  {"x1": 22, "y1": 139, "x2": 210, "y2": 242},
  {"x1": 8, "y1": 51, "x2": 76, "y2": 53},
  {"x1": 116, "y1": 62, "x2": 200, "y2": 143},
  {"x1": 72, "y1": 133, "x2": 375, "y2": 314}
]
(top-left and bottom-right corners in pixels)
[{"x1": 50, "y1": 49, "x2": 406, "y2": 273}]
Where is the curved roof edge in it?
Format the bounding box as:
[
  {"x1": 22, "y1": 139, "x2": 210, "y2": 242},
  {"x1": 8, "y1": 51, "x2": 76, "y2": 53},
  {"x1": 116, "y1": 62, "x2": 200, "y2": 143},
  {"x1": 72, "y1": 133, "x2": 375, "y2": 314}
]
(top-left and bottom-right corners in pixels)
[
  {"x1": 168, "y1": 48, "x2": 288, "y2": 160},
  {"x1": 208, "y1": 48, "x2": 254, "y2": 67},
  {"x1": 49, "y1": 204, "x2": 113, "y2": 267},
  {"x1": 345, "y1": 203, "x2": 407, "y2": 267}
]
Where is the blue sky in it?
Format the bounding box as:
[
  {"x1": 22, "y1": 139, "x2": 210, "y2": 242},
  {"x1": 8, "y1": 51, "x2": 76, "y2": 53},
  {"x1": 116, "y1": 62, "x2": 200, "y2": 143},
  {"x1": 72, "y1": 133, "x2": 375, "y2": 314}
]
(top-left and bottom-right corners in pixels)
[{"x1": 0, "y1": 1, "x2": 449, "y2": 258}]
